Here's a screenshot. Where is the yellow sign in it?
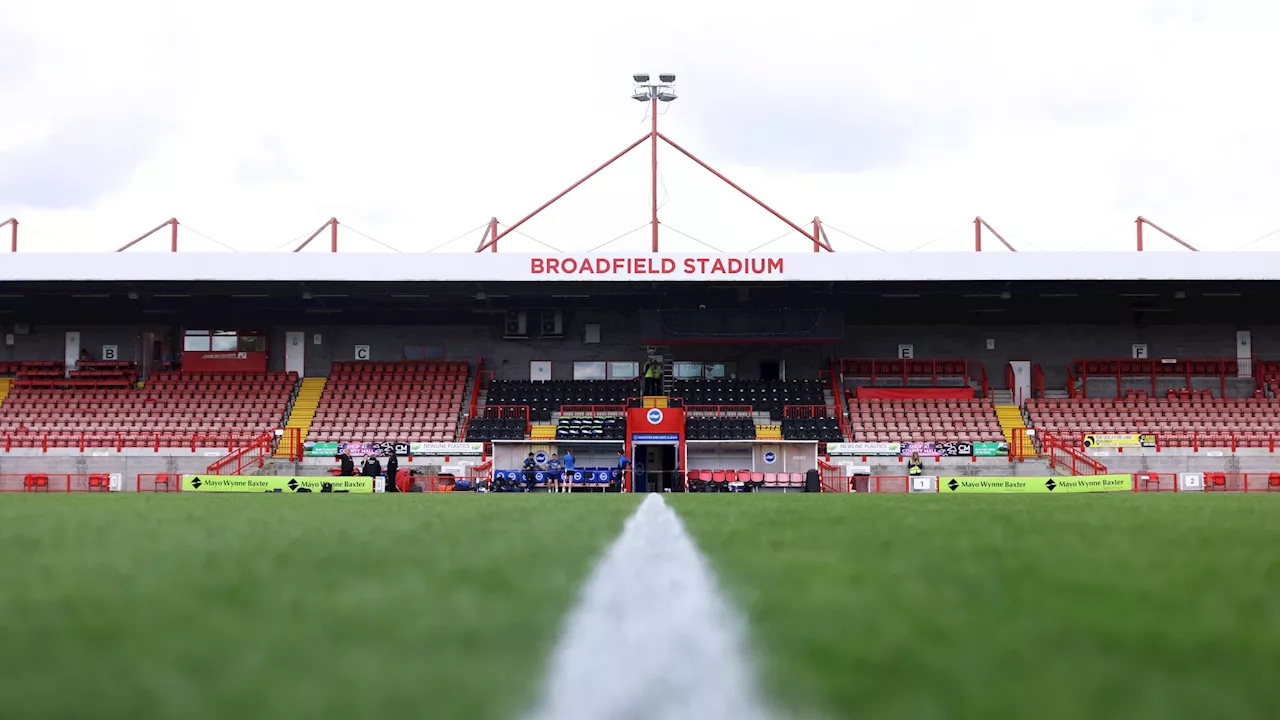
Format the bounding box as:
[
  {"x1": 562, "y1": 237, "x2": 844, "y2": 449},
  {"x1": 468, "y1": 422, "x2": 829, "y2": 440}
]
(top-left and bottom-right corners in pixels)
[
  {"x1": 942, "y1": 475, "x2": 1132, "y2": 493},
  {"x1": 180, "y1": 475, "x2": 374, "y2": 493},
  {"x1": 1082, "y1": 433, "x2": 1155, "y2": 449}
]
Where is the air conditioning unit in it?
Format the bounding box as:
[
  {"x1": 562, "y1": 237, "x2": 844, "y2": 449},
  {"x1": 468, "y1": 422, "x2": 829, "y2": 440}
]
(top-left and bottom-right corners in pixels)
[
  {"x1": 539, "y1": 310, "x2": 564, "y2": 337},
  {"x1": 503, "y1": 311, "x2": 528, "y2": 339}
]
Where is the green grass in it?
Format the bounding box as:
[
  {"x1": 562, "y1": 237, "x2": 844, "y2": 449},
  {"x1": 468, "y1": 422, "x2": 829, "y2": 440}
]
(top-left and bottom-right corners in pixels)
[
  {"x1": 673, "y1": 494, "x2": 1280, "y2": 720},
  {"x1": 0, "y1": 494, "x2": 639, "y2": 720},
  {"x1": 2, "y1": 493, "x2": 1278, "y2": 720}
]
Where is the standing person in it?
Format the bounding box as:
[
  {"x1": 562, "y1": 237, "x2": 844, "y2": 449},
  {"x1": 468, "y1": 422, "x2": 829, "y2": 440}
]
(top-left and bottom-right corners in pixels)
[
  {"x1": 361, "y1": 455, "x2": 383, "y2": 488},
  {"x1": 337, "y1": 452, "x2": 355, "y2": 477},
  {"x1": 562, "y1": 449, "x2": 575, "y2": 494},
  {"x1": 612, "y1": 449, "x2": 630, "y2": 493},
  {"x1": 907, "y1": 452, "x2": 924, "y2": 477},
  {"x1": 643, "y1": 358, "x2": 662, "y2": 396},
  {"x1": 547, "y1": 453, "x2": 563, "y2": 493},
  {"x1": 522, "y1": 453, "x2": 538, "y2": 492},
  {"x1": 385, "y1": 452, "x2": 400, "y2": 491}
]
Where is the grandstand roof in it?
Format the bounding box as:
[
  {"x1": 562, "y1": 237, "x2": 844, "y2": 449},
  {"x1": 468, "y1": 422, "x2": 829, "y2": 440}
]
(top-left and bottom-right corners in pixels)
[{"x1": 2, "y1": 251, "x2": 1278, "y2": 283}]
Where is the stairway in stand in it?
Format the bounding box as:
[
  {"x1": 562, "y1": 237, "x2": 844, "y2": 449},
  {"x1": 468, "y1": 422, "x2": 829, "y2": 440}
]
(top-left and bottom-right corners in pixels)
[
  {"x1": 276, "y1": 377, "x2": 326, "y2": 458},
  {"x1": 995, "y1": 401, "x2": 1033, "y2": 457},
  {"x1": 0, "y1": 377, "x2": 12, "y2": 409}
]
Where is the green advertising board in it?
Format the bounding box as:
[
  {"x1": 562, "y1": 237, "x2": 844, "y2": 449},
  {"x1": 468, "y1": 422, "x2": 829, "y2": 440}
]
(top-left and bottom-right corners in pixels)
[
  {"x1": 180, "y1": 475, "x2": 375, "y2": 493},
  {"x1": 971, "y1": 442, "x2": 1007, "y2": 457},
  {"x1": 940, "y1": 475, "x2": 1132, "y2": 494}
]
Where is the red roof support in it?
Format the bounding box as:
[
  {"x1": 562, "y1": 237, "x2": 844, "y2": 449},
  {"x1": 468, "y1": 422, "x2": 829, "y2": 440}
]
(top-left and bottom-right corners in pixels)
[
  {"x1": 1, "y1": 218, "x2": 15, "y2": 253},
  {"x1": 292, "y1": 217, "x2": 340, "y2": 253},
  {"x1": 116, "y1": 218, "x2": 180, "y2": 253},
  {"x1": 1136, "y1": 216, "x2": 1197, "y2": 252},
  {"x1": 973, "y1": 216, "x2": 1017, "y2": 252},
  {"x1": 476, "y1": 98, "x2": 832, "y2": 253}
]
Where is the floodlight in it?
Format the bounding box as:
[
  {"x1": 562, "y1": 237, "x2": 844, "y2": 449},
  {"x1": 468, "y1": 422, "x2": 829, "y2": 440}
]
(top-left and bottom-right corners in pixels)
[
  {"x1": 633, "y1": 73, "x2": 650, "y2": 83},
  {"x1": 632, "y1": 90, "x2": 651, "y2": 102},
  {"x1": 659, "y1": 73, "x2": 676, "y2": 83},
  {"x1": 657, "y1": 91, "x2": 677, "y2": 102}
]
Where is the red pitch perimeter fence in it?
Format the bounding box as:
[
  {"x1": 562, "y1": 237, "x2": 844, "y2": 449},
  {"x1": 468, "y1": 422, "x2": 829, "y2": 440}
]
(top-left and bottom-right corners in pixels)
[
  {"x1": 1, "y1": 473, "x2": 115, "y2": 492},
  {"x1": 206, "y1": 432, "x2": 278, "y2": 475},
  {"x1": 1044, "y1": 430, "x2": 1280, "y2": 453},
  {"x1": 2, "y1": 431, "x2": 262, "y2": 453}
]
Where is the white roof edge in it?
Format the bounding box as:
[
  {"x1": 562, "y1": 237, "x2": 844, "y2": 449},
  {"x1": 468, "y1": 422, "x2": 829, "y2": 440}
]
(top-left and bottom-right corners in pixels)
[{"x1": 0, "y1": 252, "x2": 1274, "y2": 283}]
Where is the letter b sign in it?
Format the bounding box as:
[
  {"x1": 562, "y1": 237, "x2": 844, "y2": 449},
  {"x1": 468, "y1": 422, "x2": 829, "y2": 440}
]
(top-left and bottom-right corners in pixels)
[{"x1": 354, "y1": 345, "x2": 371, "y2": 361}]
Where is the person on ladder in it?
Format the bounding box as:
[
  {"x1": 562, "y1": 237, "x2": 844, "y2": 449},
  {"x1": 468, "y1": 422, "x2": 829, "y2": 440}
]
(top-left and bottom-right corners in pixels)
[{"x1": 643, "y1": 358, "x2": 662, "y2": 396}]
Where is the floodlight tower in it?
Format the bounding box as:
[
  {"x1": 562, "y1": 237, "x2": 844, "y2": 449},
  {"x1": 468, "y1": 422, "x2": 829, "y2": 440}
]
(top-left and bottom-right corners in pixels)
[{"x1": 633, "y1": 73, "x2": 677, "y2": 252}]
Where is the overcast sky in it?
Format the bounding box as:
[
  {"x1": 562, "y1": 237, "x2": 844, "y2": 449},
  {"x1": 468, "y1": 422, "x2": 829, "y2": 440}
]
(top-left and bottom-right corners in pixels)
[{"x1": 2, "y1": 0, "x2": 1278, "y2": 254}]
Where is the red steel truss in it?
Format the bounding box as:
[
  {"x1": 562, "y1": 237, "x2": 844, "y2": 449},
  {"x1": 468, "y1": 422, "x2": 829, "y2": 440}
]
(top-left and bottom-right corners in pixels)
[
  {"x1": 474, "y1": 96, "x2": 836, "y2": 254},
  {"x1": 291, "y1": 217, "x2": 340, "y2": 253},
  {"x1": 2, "y1": 218, "x2": 16, "y2": 253},
  {"x1": 1136, "y1": 216, "x2": 1198, "y2": 252},
  {"x1": 973, "y1": 216, "x2": 1017, "y2": 252},
  {"x1": 116, "y1": 218, "x2": 181, "y2": 253}
]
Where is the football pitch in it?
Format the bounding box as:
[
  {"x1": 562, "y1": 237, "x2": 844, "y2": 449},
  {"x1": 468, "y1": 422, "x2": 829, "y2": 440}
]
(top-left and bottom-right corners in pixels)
[{"x1": 1, "y1": 494, "x2": 1278, "y2": 719}]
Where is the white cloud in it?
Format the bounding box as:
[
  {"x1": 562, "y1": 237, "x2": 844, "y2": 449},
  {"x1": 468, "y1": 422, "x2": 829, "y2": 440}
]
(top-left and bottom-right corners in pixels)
[{"x1": 2, "y1": 0, "x2": 1278, "y2": 254}]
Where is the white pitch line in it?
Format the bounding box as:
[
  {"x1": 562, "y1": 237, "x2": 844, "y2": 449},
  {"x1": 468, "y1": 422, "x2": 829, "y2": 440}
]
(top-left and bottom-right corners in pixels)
[{"x1": 525, "y1": 494, "x2": 776, "y2": 720}]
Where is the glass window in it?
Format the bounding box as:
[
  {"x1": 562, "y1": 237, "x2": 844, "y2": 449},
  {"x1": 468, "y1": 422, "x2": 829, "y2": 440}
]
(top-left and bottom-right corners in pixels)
[
  {"x1": 183, "y1": 334, "x2": 211, "y2": 352},
  {"x1": 573, "y1": 362, "x2": 607, "y2": 380},
  {"x1": 704, "y1": 363, "x2": 727, "y2": 379},
  {"x1": 674, "y1": 362, "x2": 703, "y2": 379},
  {"x1": 211, "y1": 335, "x2": 237, "y2": 351},
  {"x1": 238, "y1": 335, "x2": 267, "y2": 352},
  {"x1": 607, "y1": 361, "x2": 639, "y2": 380}
]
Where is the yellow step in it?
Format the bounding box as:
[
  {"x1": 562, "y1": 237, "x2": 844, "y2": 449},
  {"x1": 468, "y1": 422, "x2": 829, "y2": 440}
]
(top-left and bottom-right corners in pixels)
[
  {"x1": 530, "y1": 424, "x2": 557, "y2": 440},
  {"x1": 643, "y1": 396, "x2": 669, "y2": 408},
  {"x1": 995, "y1": 404, "x2": 1034, "y2": 456},
  {"x1": 276, "y1": 377, "x2": 327, "y2": 457},
  {"x1": 0, "y1": 378, "x2": 12, "y2": 408},
  {"x1": 755, "y1": 424, "x2": 781, "y2": 440}
]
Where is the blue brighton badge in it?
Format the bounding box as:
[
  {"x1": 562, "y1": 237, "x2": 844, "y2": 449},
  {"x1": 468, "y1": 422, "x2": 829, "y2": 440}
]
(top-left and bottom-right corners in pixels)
[
  {"x1": 764, "y1": 451, "x2": 776, "y2": 464},
  {"x1": 647, "y1": 408, "x2": 664, "y2": 425}
]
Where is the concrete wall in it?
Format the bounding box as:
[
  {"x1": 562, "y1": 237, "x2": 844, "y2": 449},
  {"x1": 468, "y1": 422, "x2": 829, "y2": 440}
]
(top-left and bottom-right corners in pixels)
[{"x1": 6, "y1": 320, "x2": 1275, "y2": 391}]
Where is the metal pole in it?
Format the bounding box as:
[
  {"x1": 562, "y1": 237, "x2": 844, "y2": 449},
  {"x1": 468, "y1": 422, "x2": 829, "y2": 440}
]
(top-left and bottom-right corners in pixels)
[
  {"x1": 1, "y1": 218, "x2": 15, "y2": 252},
  {"x1": 488, "y1": 217, "x2": 499, "y2": 253},
  {"x1": 170, "y1": 219, "x2": 178, "y2": 252},
  {"x1": 330, "y1": 218, "x2": 338, "y2": 253},
  {"x1": 651, "y1": 96, "x2": 659, "y2": 253},
  {"x1": 974, "y1": 217, "x2": 982, "y2": 252},
  {"x1": 1136, "y1": 217, "x2": 1143, "y2": 251}
]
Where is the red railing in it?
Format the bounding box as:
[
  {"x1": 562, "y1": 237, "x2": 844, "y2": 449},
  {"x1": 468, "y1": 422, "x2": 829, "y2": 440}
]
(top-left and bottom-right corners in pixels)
[
  {"x1": 684, "y1": 404, "x2": 753, "y2": 417},
  {"x1": 1043, "y1": 435, "x2": 1109, "y2": 476},
  {"x1": 1068, "y1": 357, "x2": 1249, "y2": 399},
  {"x1": 418, "y1": 460, "x2": 494, "y2": 492},
  {"x1": 2, "y1": 431, "x2": 262, "y2": 453},
  {"x1": 1136, "y1": 472, "x2": 1280, "y2": 493},
  {"x1": 783, "y1": 405, "x2": 835, "y2": 419},
  {"x1": 1032, "y1": 364, "x2": 1045, "y2": 399},
  {"x1": 206, "y1": 431, "x2": 276, "y2": 475},
  {"x1": 137, "y1": 473, "x2": 179, "y2": 492},
  {"x1": 461, "y1": 359, "x2": 488, "y2": 441},
  {"x1": 822, "y1": 360, "x2": 851, "y2": 441},
  {"x1": 1009, "y1": 427, "x2": 1035, "y2": 462},
  {"x1": 0, "y1": 473, "x2": 117, "y2": 492},
  {"x1": 559, "y1": 404, "x2": 627, "y2": 417},
  {"x1": 840, "y1": 358, "x2": 988, "y2": 397},
  {"x1": 817, "y1": 459, "x2": 848, "y2": 492}
]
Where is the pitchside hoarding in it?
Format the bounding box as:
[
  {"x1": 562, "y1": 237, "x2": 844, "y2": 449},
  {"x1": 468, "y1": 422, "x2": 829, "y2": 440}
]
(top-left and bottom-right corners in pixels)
[
  {"x1": 180, "y1": 476, "x2": 375, "y2": 493},
  {"x1": 940, "y1": 475, "x2": 1132, "y2": 494}
]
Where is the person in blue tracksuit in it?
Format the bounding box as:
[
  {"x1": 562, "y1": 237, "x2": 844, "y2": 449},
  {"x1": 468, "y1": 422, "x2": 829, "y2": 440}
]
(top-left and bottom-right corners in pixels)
[
  {"x1": 548, "y1": 454, "x2": 563, "y2": 493},
  {"x1": 562, "y1": 450, "x2": 576, "y2": 493},
  {"x1": 612, "y1": 450, "x2": 630, "y2": 492}
]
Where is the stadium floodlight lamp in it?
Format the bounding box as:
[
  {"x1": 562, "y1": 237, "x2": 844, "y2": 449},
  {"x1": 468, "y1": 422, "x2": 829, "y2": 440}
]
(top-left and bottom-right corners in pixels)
[
  {"x1": 659, "y1": 73, "x2": 676, "y2": 83},
  {"x1": 656, "y1": 90, "x2": 677, "y2": 102},
  {"x1": 633, "y1": 73, "x2": 650, "y2": 83},
  {"x1": 632, "y1": 90, "x2": 651, "y2": 102}
]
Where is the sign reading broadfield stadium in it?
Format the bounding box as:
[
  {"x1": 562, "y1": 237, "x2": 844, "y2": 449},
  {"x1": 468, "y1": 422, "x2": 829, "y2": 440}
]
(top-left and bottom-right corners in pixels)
[
  {"x1": 941, "y1": 475, "x2": 1132, "y2": 494},
  {"x1": 180, "y1": 475, "x2": 375, "y2": 493}
]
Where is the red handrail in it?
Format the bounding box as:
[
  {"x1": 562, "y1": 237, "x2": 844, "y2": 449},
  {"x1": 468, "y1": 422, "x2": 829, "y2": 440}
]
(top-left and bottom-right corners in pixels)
[
  {"x1": 823, "y1": 359, "x2": 852, "y2": 441},
  {"x1": 559, "y1": 404, "x2": 627, "y2": 417},
  {"x1": 206, "y1": 432, "x2": 275, "y2": 475},
  {"x1": 783, "y1": 405, "x2": 834, "y2": 419},
  {"x1": 1043, "y1": 435, "x2": 1108, "y2": 476},
  {"x1": 481, "y1": 405, "x2": 531, "y2": 437},
  {"x1": 1, "y1": 430, "x2": 264, "y2": 453},
  {"x1": 684, "y1": 404, "x2": 752, "y2": 417}
]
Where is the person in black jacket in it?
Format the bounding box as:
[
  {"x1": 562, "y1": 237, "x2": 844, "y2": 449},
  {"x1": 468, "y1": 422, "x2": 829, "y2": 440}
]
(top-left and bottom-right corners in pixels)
[
  {"x1": 385, "y1": 452, "x2": 399, "y2": 491},
  {"x1": 337, "y1": 452, "x2": 355, "y2": 477},
  {"x1": 361, "y1": 455, "x2": 382, "y2": 481}
]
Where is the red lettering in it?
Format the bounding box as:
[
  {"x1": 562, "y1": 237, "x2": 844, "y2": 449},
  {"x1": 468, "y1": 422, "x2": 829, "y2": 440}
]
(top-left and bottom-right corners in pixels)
[
  {"x1": 531, "y1": 258, "x2": 545, "y2": 274},
  {"x1": 710, "y1": 258, "x2": 726, "y2": 274},
  {"x1": 696, "y1": 258, "x2": 710, "y2": 274},
  {"x1": 683, "y1": 258, "x2": 696, "y2": 274},
  {"x1": 661, "y1": 258, "x2": 676, "y2": 274},
  {"x1": 727, "y1": 258, "x2": 743, "y2": 274},
  {"x1": 767, "y1": 258, "x2": 783, "y2": 274},
  {"x1": 562, "y1": 258, "x2": 577, "y2": 274},
  {"x1": 545, "y1": 258, "x2": 560, "y2": 273}
]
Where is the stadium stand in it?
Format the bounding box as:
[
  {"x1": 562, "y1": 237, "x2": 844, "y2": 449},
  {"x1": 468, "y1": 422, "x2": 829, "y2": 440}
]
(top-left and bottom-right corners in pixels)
[
  {"x1": 306, "y1": 361, "x2": 467, "y2": 444},
  {"x1": 483, "y1": 380, "x2": 636, "y2": 421},
  {"x1": 1027, "y1": 395, "x2": 1280, "y2": 447},
  {"x1": 0, "y1": 370, "x2": 295, "y2": 447},
  {"x1": 686, "y1": 415, "x2": 755, "y2": 440},
  {"x1": 847, "y1": 399, "x2": 1004, "y2": 443},
  {"x1": 555, "y1": 415, "x2": 626, "y2": 440},
  {"x1": 672, "y1": 379, "x2": 828, "y2": 421}
]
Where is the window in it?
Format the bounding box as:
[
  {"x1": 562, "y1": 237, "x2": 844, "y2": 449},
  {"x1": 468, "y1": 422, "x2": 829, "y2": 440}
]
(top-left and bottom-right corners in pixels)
[
  {"x1": 573, "y1": 362, "x2": 607, "y2": 380},
  {"x1": 183, "y1": 329, "x2": 266, "y2": 353},
  {"x1": 674, "y1": 362, "x2": 703, "y2": 379},
  {"x1": 608, "y1": 361, "x2": 639, "y2": 380},
  {"x1": 404, "y1": 345, "x2": 444, "y2": 361}
]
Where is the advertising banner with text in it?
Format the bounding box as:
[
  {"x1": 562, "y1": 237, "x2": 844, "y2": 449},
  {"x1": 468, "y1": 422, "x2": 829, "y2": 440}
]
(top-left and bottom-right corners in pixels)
[
  {"x1": 1082, "y1": 433, "x2": 1156, "y2": 449},
  {"x1": 306, "y1": 441, "x2": 485, "y2": 457},
  {"x1": 180, "y1": 475, "x2": 375, "y2": 493},
  {"x1": 940, "y1": 475, "x2": 1132, "y2": 494}
]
